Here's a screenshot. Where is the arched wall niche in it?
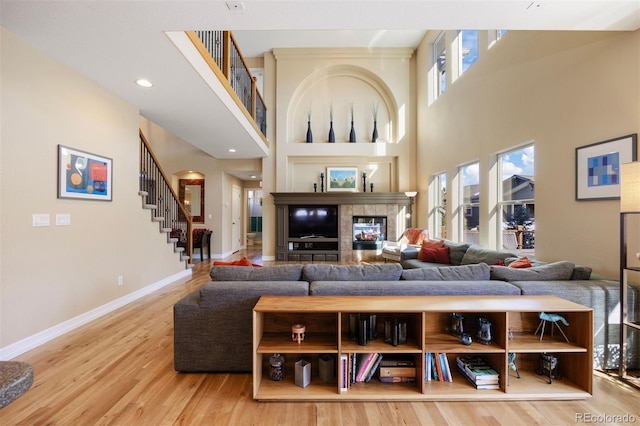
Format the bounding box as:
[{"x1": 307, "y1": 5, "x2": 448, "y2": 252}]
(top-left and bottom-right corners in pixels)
[{"x1": 287, "y1": 64, "x2": 399, "y2": 144}]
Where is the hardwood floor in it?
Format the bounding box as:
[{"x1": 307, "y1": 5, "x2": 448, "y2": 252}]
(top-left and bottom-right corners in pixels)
[{"x1": 2, "y1": 248, "x2": 639, "y2": 425}]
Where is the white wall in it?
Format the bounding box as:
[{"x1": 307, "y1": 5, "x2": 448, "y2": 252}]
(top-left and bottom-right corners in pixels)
[
  {"x1": 416, "y1": 30, "x2": 640, "y2": 278},
  {"x1": 0, "y1": 29, "x2": 187, "y2": 352}
]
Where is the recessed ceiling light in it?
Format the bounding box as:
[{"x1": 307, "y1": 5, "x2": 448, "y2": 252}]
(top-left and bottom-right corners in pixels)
[
  {"x1": 228, "y1": 148, "x2": 237, "y2": 153},
  {"x1": 135, "y1": 79, "x2": 153, "y2": 88},
  {"x1": 250, "y1": 175, "x2": 257, "y2": 179}
]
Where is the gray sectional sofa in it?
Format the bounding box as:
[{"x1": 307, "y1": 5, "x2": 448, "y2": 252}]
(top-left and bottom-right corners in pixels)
[{"x1": 174, "y1": 259, "x2": 639, "y2": 373}]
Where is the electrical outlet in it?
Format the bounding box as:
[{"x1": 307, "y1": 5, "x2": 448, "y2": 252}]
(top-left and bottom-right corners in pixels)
[{"x1": 118, "y1": 276, "x2": 123, "y2": 286}]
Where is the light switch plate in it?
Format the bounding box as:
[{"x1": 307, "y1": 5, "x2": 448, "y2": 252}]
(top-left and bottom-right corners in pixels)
[
  {"x1": 56, "y1": 214, "x2": 71, "y2": 226},
  {"x1": 33, "y1": 213, "x2": 50, "y2": 227}
]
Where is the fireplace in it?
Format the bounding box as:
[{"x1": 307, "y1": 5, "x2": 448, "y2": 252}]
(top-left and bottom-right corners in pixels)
[{"x1": 352, "y1": 216, "x2": 387, "y2": 250}]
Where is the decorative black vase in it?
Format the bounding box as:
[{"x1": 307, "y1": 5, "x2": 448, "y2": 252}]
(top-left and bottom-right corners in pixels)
[
  {"x1": 372, "y1": 121, "x2": 378, "y2": 143},
  {"x1": 349, "y1": 120, "x2": 356, "y2": 143},
  {"x1": 328, "y1": 121, "x2": 335, "y2": 143},
  {"x1": 306, "y1": 121, "x2": 313, "y2": 143}
]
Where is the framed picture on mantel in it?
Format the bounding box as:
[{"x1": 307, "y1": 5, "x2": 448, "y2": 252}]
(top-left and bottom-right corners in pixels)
[{"x1": 327, "y1": 167, "x2": 357, "y2": 192}]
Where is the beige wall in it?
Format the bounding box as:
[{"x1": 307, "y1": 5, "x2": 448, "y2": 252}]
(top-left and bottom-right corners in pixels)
[
  {"x1": 416, "y1": 30, "x2": 640, "y2": 278},
  {"x1": 0, "y1": 29, "x2": 187, "y2": 351}
]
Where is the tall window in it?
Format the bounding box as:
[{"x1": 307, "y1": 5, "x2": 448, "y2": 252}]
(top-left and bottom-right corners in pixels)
[
  {"x1": 434, "y1": 32, "x2": 446, "y2": 97},
  {"x1": 459, "y1": 30, "x2": 479, "y2": 75},
  {"x1": 432, "y1": 172, "x2": 447, "y2": 239},
  {"x1": 498, "y1": 145, "x2": 535, "y2": 251},
  {"x1": 489, "y1": 30, "x2": 508, "y2": 49},
  {"x1": 460, "y1": 162, "x2": 480, "y2": 244}
]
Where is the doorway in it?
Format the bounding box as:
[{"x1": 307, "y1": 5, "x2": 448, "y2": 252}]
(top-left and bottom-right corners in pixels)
[{"x1": 232, "y1": 185, "x2": 241, "y2": 253}]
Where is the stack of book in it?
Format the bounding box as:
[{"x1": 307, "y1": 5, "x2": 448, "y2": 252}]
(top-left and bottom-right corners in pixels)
[
  {"x1": 455, "y1": 355, "x2": 500, "y2": 390},
  {"x1": 425, "y1": 352, "x2": 453, "y2": 382},
  {"x1": 378, "y1": 355, "x2": 416, "y2": 383},
  {"x1": 351, "y1": 353, "x2": 383, "y2": 384}
]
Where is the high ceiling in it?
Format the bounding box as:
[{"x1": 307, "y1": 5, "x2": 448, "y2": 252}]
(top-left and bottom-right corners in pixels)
[{"x1": 2, "y1": 1, "x2": 639, "y2": 180}]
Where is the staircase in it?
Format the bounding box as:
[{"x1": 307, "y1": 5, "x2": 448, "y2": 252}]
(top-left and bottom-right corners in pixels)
[{"x1": 139, "y1": 130, "x2": 193, "y2": 268}]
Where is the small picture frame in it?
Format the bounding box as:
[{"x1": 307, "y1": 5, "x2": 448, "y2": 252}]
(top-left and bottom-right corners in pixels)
[
  {"x1": 58, "y1": 145, "x2": 113, "y2": 201},
  {"x1": 575, "y1": 134, "x2": 637, "y2": 201},
  {"x1": 327, "y1": 167, "x2": 358, "y2": 192}
]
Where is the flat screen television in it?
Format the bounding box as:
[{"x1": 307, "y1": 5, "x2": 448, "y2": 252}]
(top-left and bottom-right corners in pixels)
[{"x1": 288, "y1": 205, "x2": 339, "y2": 238}]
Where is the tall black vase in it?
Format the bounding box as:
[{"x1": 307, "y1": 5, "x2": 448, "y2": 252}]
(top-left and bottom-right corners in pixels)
[
  {"x1": 328, "y1": 121, "x2": 335, "y2": 143},
  {"x1": 349, "y1": 120, "x2": 356, "y2": 143},
  {"x1": 306, "y1": 121, "x2": 313, "y2": 143},
  {"x1": 372, "y1": 121, "x2": 378, "y2": 143}
]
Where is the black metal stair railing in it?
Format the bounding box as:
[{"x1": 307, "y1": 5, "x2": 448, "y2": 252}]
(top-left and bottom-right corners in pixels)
[
  {"x1": 192, "y1": 30, "x2": 267, "y2": 139},
  {"x1": 139, "y1": 130, "x2": 193, "y2": 262}
]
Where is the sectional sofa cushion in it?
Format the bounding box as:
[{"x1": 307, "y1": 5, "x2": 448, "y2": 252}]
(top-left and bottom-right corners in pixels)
[
  {"x1": 309, "y1": 280, "x2": 520, "y2": 296},
  {"x1": 302, "y1": 263, "x2": 403, "y2": 282},
  {"x1": 210, "y1": 265, "x2": 304, "y2": 281},
  {"x1": 401, "y1": 263, "x2": 490, "y2": 281},
  {"x1": 461, "y1": 245, "x2": 518, "y2": 266},
  {"x1": 443, "y1": 240, "x2": 470, "y2": 266},
  {"x1": 490, "y1": 261, "x2": 575, "y2": 281}
]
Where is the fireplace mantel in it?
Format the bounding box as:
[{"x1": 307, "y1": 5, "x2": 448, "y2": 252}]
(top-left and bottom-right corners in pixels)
[
  {"x1": 272, "y1": 192, "x2": 412, "y2": 206},
  {"x1": 272, "y1": 192, "x2": 413, "y2": 262}
]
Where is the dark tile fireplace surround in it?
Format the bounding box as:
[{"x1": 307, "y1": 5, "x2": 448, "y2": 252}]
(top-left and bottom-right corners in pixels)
[{"x1": 272, "y1": 192, "x2": 412, "y2": 262}]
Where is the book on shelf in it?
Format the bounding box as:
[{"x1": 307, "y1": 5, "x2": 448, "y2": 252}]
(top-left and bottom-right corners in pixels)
[
  {"x1": 379, "y1": 354, "x2": 415, "y2": 367},
  {"x1": 355, "y1": 353, "x2": 378, "y2": 383},
  {"x1": 340, "y1": 354, "x2": 349, "y2": 391},
  {"x1": 379, "y1": 376, "x2": 417, "y2": 383},
  {"x1": 456, "y1": 356, "x2": 499, "y2": 380},
  {"x1": 364, "y1": 354, "x2": 383, "y2": 383},
  {"x1": 456, "y1": 356, "x2": 500, "y2": 389},
  {"x1": 440, "y1": 353, "x2": 454, "y2": 382},
  {"x1": 379, "y1": 366, "x2": 416, "y2": 378}
]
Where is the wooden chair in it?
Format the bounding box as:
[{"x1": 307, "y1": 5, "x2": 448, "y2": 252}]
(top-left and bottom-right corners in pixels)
[{"x1": 193, "y1": 230, "x2": 212, "y2": 262}]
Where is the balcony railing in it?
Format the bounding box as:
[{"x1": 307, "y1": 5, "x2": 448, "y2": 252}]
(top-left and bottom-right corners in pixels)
[{"x1": 189, "y1": 30, "x2": 267, "y2": 140}]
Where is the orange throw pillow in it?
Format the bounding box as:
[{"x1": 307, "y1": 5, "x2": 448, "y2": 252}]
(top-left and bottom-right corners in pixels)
[
  {"x1": 213, "y1": 257, "x2": 254, "y2": 266},
  {"x1": 509, "y1": 257, "x2": 532, "y2": 268},
  {"x1": 417, "y1": 246, "x2": 450, "y2": 264},
  {"x1": 405, "y1": 228, "x2": 426, "y2": 245}
]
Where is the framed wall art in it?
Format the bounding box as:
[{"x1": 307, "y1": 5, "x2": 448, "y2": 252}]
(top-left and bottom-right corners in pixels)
[
  {"x1": 575, "y1": 134, "x2": 637, "y2": 201},
  {"x1": 327, "y1": 167, "x2": 358, "y2": 192},
  {"x1": 58, "y1": 145, "x2": 113, "y2": 201}
]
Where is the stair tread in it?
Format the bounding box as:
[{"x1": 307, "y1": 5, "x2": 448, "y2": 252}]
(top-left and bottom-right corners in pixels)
[
  {"x1": 152, "y1": 217, "x2": 164, "y2": 222},
  {"x1": 143, "y1": 204, "x2": 157, "y2": 210}
]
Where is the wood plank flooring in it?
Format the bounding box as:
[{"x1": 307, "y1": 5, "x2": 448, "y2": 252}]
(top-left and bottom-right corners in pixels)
[{"x1": 2, "y1": 249, "x2": 639, "y2": 425}]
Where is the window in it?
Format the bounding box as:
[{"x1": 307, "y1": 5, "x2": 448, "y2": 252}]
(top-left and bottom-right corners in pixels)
[
  {"x1": 432, "y1": 172, "x2": 447, "y2": 239},
  {"x1": 489, "y1": 30, "x2": 508, "y2": 49},
  {"x1": 459, "y1": 30, "x2": 479, "y2": 75},
  {"x1": 434, "y1": 32, "x2": 446, "y2": 97},
  {"x1": 498, "y1": 145, "x2": 535, "y2": 251},
  {"x1": 459, "y1": 162, "x2": 480, "y2": 244}
]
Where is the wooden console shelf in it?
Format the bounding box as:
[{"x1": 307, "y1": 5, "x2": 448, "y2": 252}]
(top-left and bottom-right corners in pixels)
[{"x1": 253, "y1": 295, "x2": 593, "y2": 401}]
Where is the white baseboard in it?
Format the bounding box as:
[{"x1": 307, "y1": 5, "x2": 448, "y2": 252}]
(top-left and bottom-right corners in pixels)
[{"x1": 0, "y1": 269, "x2": 192, "y2": 361}]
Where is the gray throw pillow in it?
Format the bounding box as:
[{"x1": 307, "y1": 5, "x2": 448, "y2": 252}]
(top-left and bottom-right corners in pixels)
[
  {"x1": 443, "y1": 240, "x2": 470, "y2": 266},
  {"x1": 461, "y1": 245, "x2": 518, "y2": 266},
  {"x1": 490, "y1": 261, "x2": 575, "y2": 281},
  {"x1": 210, "y1": 265, "x2": 304, "y2": 281},
  {"x1": 401, "y1": 263, "x2": 490, "y2": 281},
  {"x1": 302, "y1": 264, "x2": 403, "y2": 282}
]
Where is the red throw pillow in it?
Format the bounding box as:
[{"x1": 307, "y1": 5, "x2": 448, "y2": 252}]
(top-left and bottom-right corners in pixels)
[
  {"x1": 421, "y1": 239, "x2": 444, "y2": 249},
  {"x1": 509, "y1": 256, "x2": 532, "y2": 268},
  {"x1": 417, "y1": 246, "x2": 450, "y2": 264},
  {"x1": 493, "y1": 260, "x2": 505, "y2": 266}
]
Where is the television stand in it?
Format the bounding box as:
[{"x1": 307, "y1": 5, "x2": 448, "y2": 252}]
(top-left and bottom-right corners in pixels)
[{"x1": 287, "y1": 238, "x2": 339, "y2": 261}]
